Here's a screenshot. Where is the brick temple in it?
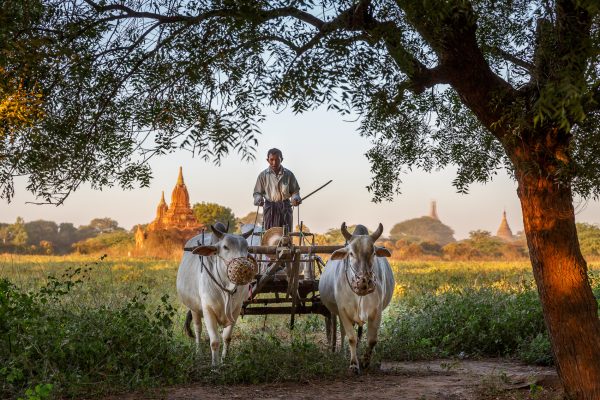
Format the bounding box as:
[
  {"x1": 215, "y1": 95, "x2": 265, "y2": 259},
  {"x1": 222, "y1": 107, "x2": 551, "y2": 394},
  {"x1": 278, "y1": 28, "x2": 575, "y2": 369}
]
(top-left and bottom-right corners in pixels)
[{"x1": 135, "y1": 167, "x2": 203, "y2": 250}]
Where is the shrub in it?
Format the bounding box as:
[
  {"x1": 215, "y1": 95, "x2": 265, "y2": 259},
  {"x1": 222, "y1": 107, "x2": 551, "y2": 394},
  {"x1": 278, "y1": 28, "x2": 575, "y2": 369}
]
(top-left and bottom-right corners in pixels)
[
  {"x1": 201, "y1": 333, "x2": 345, "y2": 384},
  {"x1": 73, "y1": 230, "x2": 134, "y2": 255},
  {"x1": 0, "y1": 265, "x2": 346, "y2": 399},
  {"x1": 0, "y1": 270, "x2": 195, "y2": 399},
  {"x1": 378, "y1": 287, "x2": 549, "y2": 362}
]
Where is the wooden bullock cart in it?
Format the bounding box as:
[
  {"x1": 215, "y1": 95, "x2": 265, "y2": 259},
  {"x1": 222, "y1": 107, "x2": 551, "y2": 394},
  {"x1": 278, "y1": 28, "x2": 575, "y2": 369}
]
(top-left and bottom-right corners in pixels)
[{"x1": 242, "y1": 227, "x2": 343, "y2": 348}]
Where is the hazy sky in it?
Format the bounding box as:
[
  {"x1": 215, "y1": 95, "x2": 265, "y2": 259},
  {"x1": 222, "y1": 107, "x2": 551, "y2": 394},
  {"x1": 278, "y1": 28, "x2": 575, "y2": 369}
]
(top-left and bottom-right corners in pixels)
[{"x1": 4, "y1": 108, "x2": 600, "y2": 239}]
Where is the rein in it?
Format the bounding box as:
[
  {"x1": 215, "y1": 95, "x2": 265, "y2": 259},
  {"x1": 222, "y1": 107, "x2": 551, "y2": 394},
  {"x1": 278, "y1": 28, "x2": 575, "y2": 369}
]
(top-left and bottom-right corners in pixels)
[
  {"x1": 343, "y1": 256, "x2": 364, "y2": 316},
  {"x1": 343, "y1": 256, "x2": 356, "y2": 292},
  {"x1": 343, "y1": 254, "x2": 377, "y2": 296},
  {"x1": 195, "y1": 231, "x2": 241, "y2": 325},
  {"x1": 199, "y1": 255, "x2": 237, "y2": 296}
]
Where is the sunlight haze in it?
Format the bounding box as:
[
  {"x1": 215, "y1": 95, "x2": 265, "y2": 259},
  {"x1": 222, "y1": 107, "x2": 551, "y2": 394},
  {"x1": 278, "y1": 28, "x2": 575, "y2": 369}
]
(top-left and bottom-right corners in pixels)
[{"x1": 4, "y1": 108, "x2": 600, "y2": 239}]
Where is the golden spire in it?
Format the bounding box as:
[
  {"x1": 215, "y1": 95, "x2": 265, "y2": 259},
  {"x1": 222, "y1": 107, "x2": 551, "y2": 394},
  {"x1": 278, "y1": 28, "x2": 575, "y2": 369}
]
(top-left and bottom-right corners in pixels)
[
  {"x1": 170, "y1": 167, "x2": 190, "y2": 209},
  {"x1": 177, "y1": 166, "x2": 184, "y2": 185},
  {"x1": 496, "y1": 210, "x2": 514, "y2": 241},
  {"x1": 155, "y1": 190, "x2": 168, "y2": 220}
]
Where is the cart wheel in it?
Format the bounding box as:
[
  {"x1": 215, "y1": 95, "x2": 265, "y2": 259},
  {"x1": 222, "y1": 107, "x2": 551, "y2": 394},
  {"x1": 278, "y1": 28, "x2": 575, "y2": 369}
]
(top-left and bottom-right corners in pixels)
[{"x1": 289, "y1": 251, "x2": 301, "y2": 330}]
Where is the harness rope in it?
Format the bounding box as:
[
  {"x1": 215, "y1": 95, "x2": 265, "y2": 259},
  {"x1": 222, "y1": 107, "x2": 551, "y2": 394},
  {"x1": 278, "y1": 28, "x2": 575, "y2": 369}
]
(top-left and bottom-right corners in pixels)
[
  {"x1": 343, "y1": 254, "x2": 378, "y2": 296},
  {"x1": 343, "y1": 257, "x2": 364, "y2": 322},
  {"x1": 250, "y1": 205, "x2": 261, "y2": 237},
  {"x1": 199, "y1": 256, "x2": 237, "y2": 296},
  {"x1": 196, "y1": 230, "x2": 243, "y2": 326},
  {"x1": 199, "y1": 248, "x2": 247, "y2": 325},
  {"x1": 198, "y1": 254, "x2": 238, "y2": 325}
]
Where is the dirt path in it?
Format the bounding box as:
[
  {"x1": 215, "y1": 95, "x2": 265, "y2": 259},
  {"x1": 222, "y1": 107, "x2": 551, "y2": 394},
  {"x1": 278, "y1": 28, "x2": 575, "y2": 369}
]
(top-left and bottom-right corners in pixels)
[{"x1": 106, "y1": 359, "x2": 562, "y2": 400}]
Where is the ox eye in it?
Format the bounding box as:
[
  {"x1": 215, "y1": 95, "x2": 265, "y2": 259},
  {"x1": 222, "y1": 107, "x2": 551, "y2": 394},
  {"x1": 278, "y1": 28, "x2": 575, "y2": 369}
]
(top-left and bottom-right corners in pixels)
[{"x1": 223, "y1": 245, "x2": 229, "y2": 250}]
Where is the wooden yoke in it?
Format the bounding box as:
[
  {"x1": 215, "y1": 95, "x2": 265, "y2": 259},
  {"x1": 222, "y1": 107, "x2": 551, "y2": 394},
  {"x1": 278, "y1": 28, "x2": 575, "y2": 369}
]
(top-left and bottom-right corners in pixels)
[{"x1": 247, "y1": 245, "x2": 345, "y2": 255}]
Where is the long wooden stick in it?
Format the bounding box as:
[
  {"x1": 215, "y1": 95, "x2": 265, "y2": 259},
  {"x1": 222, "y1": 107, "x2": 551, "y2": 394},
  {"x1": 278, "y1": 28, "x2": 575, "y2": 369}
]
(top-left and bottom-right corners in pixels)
[{"x1": 301, "y1": 180, "x2": 332, "y2": 202}]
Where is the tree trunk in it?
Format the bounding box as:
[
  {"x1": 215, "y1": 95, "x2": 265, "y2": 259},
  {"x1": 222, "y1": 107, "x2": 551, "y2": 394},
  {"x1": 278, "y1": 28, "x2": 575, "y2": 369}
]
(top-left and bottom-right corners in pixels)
[{"x1": 517, "y1": 171, "x2": 600, "y2": 399}]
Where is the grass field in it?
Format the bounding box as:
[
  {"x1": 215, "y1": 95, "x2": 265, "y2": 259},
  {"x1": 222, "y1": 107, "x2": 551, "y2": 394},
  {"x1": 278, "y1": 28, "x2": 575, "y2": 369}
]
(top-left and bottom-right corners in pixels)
[{"x1": 1, "y1": 254, "x2": 599, "y2": 399}]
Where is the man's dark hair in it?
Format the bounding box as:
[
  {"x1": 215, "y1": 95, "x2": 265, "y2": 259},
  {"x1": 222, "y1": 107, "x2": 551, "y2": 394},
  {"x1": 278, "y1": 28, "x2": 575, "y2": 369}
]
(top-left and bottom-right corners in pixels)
[{"x1": 267, "y1": 148, "x2": 283, "y2": 159}]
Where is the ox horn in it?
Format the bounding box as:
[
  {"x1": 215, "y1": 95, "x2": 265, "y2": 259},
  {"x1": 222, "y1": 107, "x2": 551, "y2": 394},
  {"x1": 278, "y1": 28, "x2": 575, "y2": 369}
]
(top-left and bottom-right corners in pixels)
[
  {"x1": 341, "y1": 222, "x2": 353, "y2": 241},
  {"x1": 210, "y1": 224, "x2": 225, "y2": 240},
  {"x1": 370, "y1": 223, "x2": 384, "y2": 242},
  {"x1": 241, "y1": 228, "x2": 253, "y2": 239}
]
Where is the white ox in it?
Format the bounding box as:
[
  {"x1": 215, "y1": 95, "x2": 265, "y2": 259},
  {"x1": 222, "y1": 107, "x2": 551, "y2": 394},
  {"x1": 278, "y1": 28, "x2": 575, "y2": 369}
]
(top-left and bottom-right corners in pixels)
[
  {"x1": 319, "y1": 223, "x2": 394, "y2": 373},
  {"x1": 177, "y1": 223, "x2": 254, "y2": 366}
]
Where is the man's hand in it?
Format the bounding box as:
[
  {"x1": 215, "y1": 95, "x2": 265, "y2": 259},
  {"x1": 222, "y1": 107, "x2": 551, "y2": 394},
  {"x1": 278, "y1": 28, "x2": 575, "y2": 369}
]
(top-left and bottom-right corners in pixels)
[
  {"x1": 256, "y1": 197, "x2": 265, "y2": 206},
  {"x1": 291, "y1": 197, "x2": 302, "y2": 207}
]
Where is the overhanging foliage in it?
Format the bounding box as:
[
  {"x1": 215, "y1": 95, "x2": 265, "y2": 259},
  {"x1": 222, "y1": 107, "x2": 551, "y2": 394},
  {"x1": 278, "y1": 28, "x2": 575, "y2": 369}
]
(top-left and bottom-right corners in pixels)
[{"x1": 1, "y1": 0, "x2": 598, "y2": 204}]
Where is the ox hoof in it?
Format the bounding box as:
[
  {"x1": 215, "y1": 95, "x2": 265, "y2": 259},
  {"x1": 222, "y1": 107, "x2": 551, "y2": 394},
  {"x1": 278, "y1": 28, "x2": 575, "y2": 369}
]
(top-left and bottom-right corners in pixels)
[
  {"x1": 348, "y1": 363, "x2": 360, "y2": 375},
  {"x1": 360, "y1": 358, "x2": 371, "y2": 370}
]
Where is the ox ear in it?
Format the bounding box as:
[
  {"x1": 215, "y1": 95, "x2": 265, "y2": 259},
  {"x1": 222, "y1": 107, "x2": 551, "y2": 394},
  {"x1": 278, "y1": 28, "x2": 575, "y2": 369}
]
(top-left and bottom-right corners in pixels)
[
  {"x1": 192, "y1": 245, "x2": 218, "y2": 256},
  {"x1": 375, "y1": 246, "x2": 391, "y2": 257},
  {"x1": 330, "y1": 248, "x2": 348, "y2": 260}
]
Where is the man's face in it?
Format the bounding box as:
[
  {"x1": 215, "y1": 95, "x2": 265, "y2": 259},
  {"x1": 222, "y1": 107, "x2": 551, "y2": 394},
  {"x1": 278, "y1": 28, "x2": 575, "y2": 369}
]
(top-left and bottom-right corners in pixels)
[{"x1": 267, "y1": 153, "x2": 282, "y2": 172}]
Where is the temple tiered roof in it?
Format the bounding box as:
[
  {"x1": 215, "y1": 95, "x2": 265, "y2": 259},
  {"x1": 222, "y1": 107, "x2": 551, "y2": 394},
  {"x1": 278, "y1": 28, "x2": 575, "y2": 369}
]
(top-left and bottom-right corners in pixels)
[{"x1": 146, "y1": 167, "x2": 202, "y2": 232}]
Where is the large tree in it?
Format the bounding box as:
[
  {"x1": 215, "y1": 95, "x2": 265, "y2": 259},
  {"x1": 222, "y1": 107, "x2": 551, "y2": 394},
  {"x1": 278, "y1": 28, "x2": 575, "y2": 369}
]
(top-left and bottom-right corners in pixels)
[
  {"x1": 192, "y1": 201, "x2": 236, "y2": 230},
  {"x1": 88, "y1": 217, "x2": 122, "y2": 233},
  {"x1": 3, "y1": 1, "x2": 600, "y2": 397},
  {"x1": 390, "y1": 216, "x2": 455, "y2": 245}
]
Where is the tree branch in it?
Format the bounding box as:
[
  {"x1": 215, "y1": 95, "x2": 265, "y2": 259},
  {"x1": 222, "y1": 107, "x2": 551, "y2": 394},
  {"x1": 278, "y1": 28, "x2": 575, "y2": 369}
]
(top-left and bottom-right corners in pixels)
[
  {"x1": 364, "y1": 20, "x2": 449, "y2": 94},
  {"x1": 83, "y1": 0, "x2": 326, "y2": 29},
  {"x1": 260, "y1": 35, "x2": 301, "y2": 53},
  {"x1": 93, "y1": 21, "x2": 163, "y2": 58},
  {"x1": 492, "y1": 47, "x2": 535, "y2": 74},
  {"x1": 387, "y1": 1, "x2": 516, "y2": 137},
  {"x1": 81, "y1": 0, "x2": 391, "y2": 63}
]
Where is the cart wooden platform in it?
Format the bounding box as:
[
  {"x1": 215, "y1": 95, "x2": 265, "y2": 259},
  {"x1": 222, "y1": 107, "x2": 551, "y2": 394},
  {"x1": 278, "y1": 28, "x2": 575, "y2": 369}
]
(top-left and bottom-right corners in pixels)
[{"x1": 243, "y1": 229, "x2": 343, "y2": 345}]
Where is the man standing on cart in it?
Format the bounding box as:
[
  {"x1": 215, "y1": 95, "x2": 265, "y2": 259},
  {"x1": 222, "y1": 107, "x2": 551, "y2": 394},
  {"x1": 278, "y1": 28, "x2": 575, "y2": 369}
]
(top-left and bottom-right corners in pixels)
[{"x1": 253, "y1": 148, "x2": 302, "y2": 233}]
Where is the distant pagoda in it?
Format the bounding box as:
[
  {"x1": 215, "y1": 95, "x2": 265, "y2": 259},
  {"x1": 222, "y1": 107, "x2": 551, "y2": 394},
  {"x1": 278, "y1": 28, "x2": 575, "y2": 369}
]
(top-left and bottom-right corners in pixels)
[
  {"x1": 496, "y1": 211, "x2": 514, "y2": 241},
  {"x1": 429, "y1": 200, "x2": 440, "y2": 221},
  {"x1": 135, "y1": 167, "x2": 203, "y2": 250},
  {"x1": 147, "y1": 191, "x2": 169, "y2": 231}
]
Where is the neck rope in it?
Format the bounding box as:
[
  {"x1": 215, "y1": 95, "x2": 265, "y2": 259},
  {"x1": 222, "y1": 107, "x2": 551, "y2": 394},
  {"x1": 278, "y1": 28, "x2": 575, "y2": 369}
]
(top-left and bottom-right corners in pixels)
[{"x1": 199, "y1": 255, "x2": 239, "y2": 325}]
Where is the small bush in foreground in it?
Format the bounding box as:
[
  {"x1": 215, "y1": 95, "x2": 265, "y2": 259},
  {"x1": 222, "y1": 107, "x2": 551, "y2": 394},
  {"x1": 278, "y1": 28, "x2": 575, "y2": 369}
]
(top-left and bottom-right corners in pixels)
[
  {"x1": 378, "y1": 287, "x2": 549, "y2": 362},
  {"x1": 0, "y1": 267, "x2": 347, "y2": 399},
  {"x1": 0, "y1": 271, "x2": 196, "y2": 399},
  {"x1": 198, "y1": 333, "x2": 346, "y2": 385}
]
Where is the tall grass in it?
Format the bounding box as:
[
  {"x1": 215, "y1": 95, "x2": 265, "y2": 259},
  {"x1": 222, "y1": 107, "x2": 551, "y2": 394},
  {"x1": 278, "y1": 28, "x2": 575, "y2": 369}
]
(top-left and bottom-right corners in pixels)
[{"x1": 1, "y1": 254, "x2": 599, "y2": 399}]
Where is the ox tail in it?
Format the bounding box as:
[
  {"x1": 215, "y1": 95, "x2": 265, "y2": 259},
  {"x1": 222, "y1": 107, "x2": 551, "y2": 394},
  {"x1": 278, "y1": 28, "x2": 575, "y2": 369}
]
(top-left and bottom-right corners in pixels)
[
  {"x1": 184, "y1": 310, "x2": 195, "y2": 339},
  {"x1": 357, "y1": 325, "x2": 363, "y2": 342}
]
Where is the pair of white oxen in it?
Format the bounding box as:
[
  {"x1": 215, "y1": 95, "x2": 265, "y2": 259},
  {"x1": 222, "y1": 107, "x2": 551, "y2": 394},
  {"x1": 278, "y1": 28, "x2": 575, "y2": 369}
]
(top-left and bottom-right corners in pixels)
[{"x1": 176, "y1": 222, "x2": 395, "y2": 373}]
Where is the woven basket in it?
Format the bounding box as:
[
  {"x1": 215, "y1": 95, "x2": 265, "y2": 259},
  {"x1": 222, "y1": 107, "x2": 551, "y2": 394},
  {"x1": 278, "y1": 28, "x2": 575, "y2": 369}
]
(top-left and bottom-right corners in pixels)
[{"x1": 227, "y1": 256, "x2": 258, "y2": 285}]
